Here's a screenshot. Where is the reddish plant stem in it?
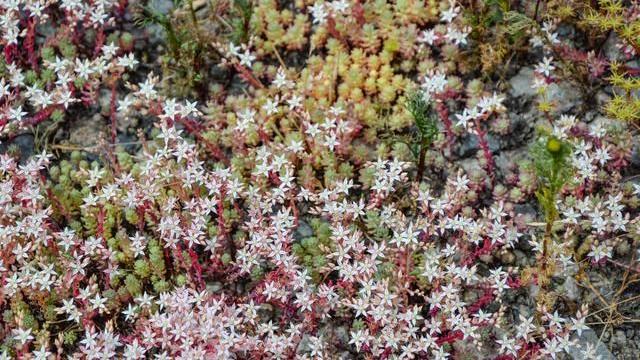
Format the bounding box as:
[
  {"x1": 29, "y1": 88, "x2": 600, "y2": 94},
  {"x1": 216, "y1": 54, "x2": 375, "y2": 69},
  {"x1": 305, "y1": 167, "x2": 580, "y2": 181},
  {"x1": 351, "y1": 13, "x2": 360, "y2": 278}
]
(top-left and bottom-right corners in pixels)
[
  {"x1": 94, "y1": 26, "x2": 106, "y2": 57},
  {"x1": 436, "y1": 330, "x2": 463, "y2": 346},
  {"x1": 462, "y1": 237, "x2": 496, "y2": 266},
  {"x1": 40, "y1": 173, "x2": 71, "y2": 223},
  {"x1": 468, "y1": 287, "x2": 494, "y2": 314},
  {"x1": 136, "y1": 205, "x2": 146, "y2": 231},
  {"x1": 4, "y1": 43, "x2": 16, "y2": 64},
  {"x1": 352, "y1": 0, "x2": 366, "y2": 26},
  {"x1": 233, "y1": 63, "x2": 264, "y2": 89},
  {"x1": 290, "y1": 198, "x2": 299, "y2": 227},
  {"x1": 96, "y1": 206, "x2": 106, "y2": 239},
  {"x1": 23, "y1": 105, "x2": 61, "y2": 127},
  {"x1": 188, "y1": 247, "x2": 205, "y2": 290},
  {"x1": 435, "y1": 101, "x2": 454, "y2": 146},
  {"x1": 326, "y1": 16, "x2": 348, "y2": 48},
  {"x1": 116, "y1": 0, "x2": 129, "y2": 18},
  {"x1": 25, "y1": 17, "x2": 38, "y2": 71},
  {"x1": 475, "y1": 120, "x2": 495, "y2": 183},
  {"x1": 217, "y1": 189, "x2": 236, "y2": 261}
]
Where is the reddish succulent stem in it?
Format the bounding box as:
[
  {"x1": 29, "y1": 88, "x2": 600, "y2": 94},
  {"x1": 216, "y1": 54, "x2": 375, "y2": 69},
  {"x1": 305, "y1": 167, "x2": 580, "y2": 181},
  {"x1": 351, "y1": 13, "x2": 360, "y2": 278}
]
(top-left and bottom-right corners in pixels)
[
  {"x1": 94, "y1": 26, "x2": 106, "y2": 57},
  {"x1": 23, "y1": 105, "x2": 61, "y2": 127},
  {"x1": 463, "y1": 237, "x2": 496, "y2": 266},
  {"x1": 352, "y1": 0, "x2": 366, "y2": 26},
  {"x1": 96, "y1": 206, "x2": 106, "y2": 239},
  {"x1": 475, "y1": 120, "x2": 495, "y2": 183},
  {"x1": 435, "y1": 101, "x2": 454, "y2": 147},
  {"x1": 188, "y1": 247, "x2": 205, "y2": 290},
  {"x1": 326, "y1": 16, "x2": 348, "y2": 48},
  {"x1": 117, "y1": 0, "x2": 129, "y2": 18},
  {"x1": 290, "y1": 198, "x2": 299, "y2": 227},
  {"x1": 233, "y1": 63, "x2": 264, "y2": 89},
  {"x1": 25, "y1": 17, "x2": 38, "y2": 71},
  {"x1": 4, "y1": 43, "x2": 16, "y2": 63},
  {"x1": 468, "y1": 287, "x2": 494, "y2": 314},
  {"x1": 436, "y1": 330, "x2": 464, "y2": 346},
  {"x1": 40, "y1": 173, "x2": 71, "y2": 222}
]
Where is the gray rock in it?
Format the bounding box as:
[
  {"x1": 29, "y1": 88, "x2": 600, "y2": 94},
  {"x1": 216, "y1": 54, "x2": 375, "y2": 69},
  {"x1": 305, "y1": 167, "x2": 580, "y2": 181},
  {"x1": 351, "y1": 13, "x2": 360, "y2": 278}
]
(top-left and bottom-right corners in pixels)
[
  {"x1": 564, "y1": 276, "x2": 579, "y2": 301},
  {"x1": 546, "y1": 81, "x2": 582, "y2": 114},
  {"x1": 556, "y1": 24, "x2": 575, "y2": 37},
  {"x1": 631, "y1": 137, "x2": 640, "y2": 168},
  {"x1": 596, "y1": 91, "x2": 612, "y2": 109},
  {"x1": 3, "y1": 133, "x2": 35, "y2": 163},
  {"x1": 500, "y1": 114, "x2": 535, "y2": 150},
  {"x1": 508, "y1": 67, "x2": 538, "y2": 98},
  {"x1": 334, "y1": 326, "x2": 349, "y2": 344},
  {"x1": 296, "y1": 334, "x2": 311, "y2": 355},
  {"x1": 603, "y1": 32, "x2": 624, "y2": 62},
  {"x1": 529, "y1": 284, "x2": 539, "y2": 299},
  {"x1": 567, "y1": 327, "x2": 614, "y2": 360},
  {"x1": 295, "y1": 220, "x2": 314, "y2": 240},
  {"x1": 68, "y1": 114, "x2": 106, "y2": 148},
  {"x1": 457, "y1": 133, "x2": 500, "y2": 158},
  {"x1": 507, "y1": 66, "x2": 581, "y2": 116},
  {"x1": 206, "y1": 281, "x2": 222, "y2": 293},
  {"x1": 235, "y1": 282, "x2": 244, "y2": 294},
  {"x1": 514, "y1": 204, "x2": 537, "y2": 218},
  {"x1": 150, "y1": 0, "x2": 174, "y2": 14},
  {"x1": 518, "y1": 304, "x2": 532, "y2": 318},
  {"x1": 513, "y1": 250, "x2": 529, "y2": 267}
]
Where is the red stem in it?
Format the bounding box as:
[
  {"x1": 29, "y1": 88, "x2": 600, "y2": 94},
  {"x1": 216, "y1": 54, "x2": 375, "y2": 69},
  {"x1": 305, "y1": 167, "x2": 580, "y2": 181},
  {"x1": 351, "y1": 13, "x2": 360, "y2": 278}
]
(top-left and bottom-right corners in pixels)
[
  {"x1": 233, "y1": 63, "x2": 264, "y2": 89},
  {"x1": 475, "y1": 120, "x2": 495, "y2": 183},
  {"x1": 435, "y1": 101, "x2": 454, "y2": 146},
  {"x1": 4, "y1": 43, "x2": 16, "y2": 64},
  {"x1": 26, "y1": 17, "x2": 38, "y2": 71},
  {"x1": 94, "y1": 26, "x2": 106, "y2": 57},
  {"x1": 23, "y1": 105, "x2": 61, "y2": 127}
]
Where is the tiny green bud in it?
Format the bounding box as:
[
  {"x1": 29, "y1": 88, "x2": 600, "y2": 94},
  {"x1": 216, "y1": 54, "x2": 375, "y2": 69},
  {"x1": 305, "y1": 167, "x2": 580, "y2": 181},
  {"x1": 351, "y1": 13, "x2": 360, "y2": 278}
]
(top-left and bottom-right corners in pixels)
[{"x1": 546, "y1": 137, "x2": 562, "y2": 154}]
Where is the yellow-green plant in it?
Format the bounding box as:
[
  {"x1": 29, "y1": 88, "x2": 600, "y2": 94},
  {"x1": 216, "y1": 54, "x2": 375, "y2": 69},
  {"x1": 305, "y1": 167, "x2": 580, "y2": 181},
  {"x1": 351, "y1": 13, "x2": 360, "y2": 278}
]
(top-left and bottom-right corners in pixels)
[
  {"x1": 583, "y1": 0, "x2": 640, "y2": 122},
  {"x1": 531, "y1": 130, "x2": 573, "y2": 287},
  {"x1": 604, "y1": 63, "x2": 640, "y2": 122}
]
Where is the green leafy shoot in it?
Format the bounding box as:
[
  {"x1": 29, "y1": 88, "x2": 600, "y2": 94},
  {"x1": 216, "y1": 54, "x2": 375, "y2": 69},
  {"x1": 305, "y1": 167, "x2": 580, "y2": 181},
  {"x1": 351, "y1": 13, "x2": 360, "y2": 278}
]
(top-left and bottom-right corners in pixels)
[
  {"x1": 134, "y1": 4, "x2": 180, "y2": 59},
  {"x1": 531, "y1": 129, "x2": 574, "y2": 223},
  {"x1": 231, "y1": 0, "x2": 254, "y2": 44},
  {"x1": 405, "y1": 91, "x2": 438, "y2": 182}
]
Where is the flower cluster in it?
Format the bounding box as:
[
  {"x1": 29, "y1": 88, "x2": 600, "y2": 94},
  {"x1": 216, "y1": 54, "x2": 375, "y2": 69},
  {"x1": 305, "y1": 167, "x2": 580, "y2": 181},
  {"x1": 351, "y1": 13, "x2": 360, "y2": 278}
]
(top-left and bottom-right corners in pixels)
[{"x1": 0, "y1": 0, "x2": 137, "y2": 137}]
